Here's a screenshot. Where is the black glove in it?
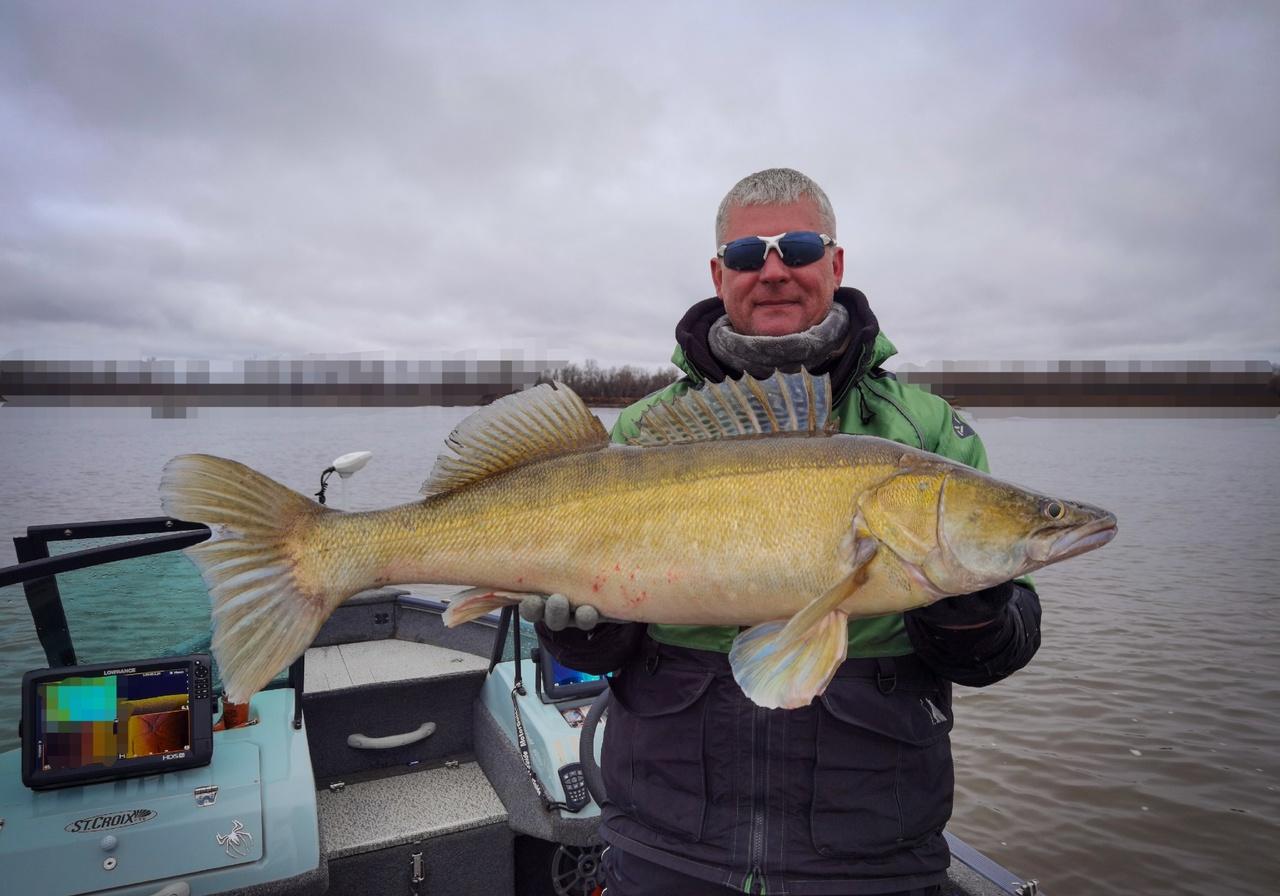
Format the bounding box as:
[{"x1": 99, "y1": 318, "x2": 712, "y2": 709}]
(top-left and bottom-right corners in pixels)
[
  {"x1": 910, "y1": 581, "x2": 1016, "y2": 629},
  {"x1": 905, "y1": 582, "x2": 1042, "y2": 687}
]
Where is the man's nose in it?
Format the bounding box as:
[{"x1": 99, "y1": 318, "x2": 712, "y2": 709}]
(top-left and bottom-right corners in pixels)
[{"x1": 758, "y1": 248, "x2": 791, "y2": 282}]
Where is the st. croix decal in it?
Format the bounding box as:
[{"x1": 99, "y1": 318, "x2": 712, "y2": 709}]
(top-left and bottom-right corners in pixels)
[{"x1": 65, "y1": 809, "x2": 157, "y2": 833}]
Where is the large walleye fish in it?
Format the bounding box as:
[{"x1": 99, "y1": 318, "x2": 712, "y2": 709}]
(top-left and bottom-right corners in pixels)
[{"x1": 160, "y1": 371, "x2": 1116, "y2": 709}]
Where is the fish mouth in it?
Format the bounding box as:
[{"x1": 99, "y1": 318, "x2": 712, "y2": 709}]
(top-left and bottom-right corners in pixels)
[{"x1": 1046, "y1": 513, "x2": 1118, "y2": 563}]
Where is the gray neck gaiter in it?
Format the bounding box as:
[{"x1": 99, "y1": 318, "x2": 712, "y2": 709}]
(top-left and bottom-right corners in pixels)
[{"x1": 708, "y1": 302, "x2": 850, "y2": 379}]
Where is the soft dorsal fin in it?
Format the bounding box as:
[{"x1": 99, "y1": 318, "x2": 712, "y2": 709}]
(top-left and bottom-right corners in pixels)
[
  {"x1": 422, "y1": 382, "x2": 609, "y2": 496},
  {"x1": 627, "y1": 369, "x2": 838, "y2": 447}
]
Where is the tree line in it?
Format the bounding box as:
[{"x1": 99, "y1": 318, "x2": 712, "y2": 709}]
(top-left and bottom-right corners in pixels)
[{"x1": 538, "y1": 360, "x2": 681, "y2": 405}]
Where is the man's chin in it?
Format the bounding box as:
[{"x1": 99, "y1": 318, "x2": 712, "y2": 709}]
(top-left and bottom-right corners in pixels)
[{"x1": 748, "y1": 305, "x2": 807, "y2": 336}]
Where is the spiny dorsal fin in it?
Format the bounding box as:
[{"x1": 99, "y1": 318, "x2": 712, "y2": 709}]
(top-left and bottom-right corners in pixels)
[
  {"x1": 628, "y1": 369, "x2": 838, "y2": 447},
  {"x1": 422, "y1": 382, "x2": 609, "y2": 496}
]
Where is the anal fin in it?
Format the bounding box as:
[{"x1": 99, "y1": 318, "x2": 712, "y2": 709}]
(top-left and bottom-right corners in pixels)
[{"x1": 729, "y1": 535, "x2": 877, "y2": 709}]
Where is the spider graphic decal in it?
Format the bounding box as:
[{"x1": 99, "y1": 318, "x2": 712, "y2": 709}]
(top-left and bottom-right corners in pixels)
[{"x1": 216, "y1": 819, "x2": 254, "y2": 858}]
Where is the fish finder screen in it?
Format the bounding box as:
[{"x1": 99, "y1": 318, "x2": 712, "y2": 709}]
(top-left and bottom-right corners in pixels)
[
  {"x1": 22, "y1": 655, "x2": 214, "y2": 790},
  {"x1": 535, "y1": 647, "x2": 608, "y2": 704},
  {"x1": 546, "y1": 655, "x2": 604, "y2": 689},
  {"x1": 36, "y1": 668, "x2": 191, "y2": 771}
]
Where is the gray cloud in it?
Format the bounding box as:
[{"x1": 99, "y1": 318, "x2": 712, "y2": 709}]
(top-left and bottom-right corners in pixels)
[{"x1": 1, "y1": 1, "x2": 1276, "y2": 368}]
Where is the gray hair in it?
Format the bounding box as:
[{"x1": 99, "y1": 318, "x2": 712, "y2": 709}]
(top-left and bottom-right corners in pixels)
[{"x1": 715, "y1": 168, "x2": 837, "y2": 244}]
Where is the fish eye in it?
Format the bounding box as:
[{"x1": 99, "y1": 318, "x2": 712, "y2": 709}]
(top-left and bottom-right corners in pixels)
[{"x1": 1043, "y1": 501, "x2": 1065, "y2": 520}]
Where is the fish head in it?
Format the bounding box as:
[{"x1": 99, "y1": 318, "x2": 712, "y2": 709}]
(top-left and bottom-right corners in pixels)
[
  {"x1": 930, "y1": 466, "x2": 1118, "y2": 590},
  {"x1": 855, "y1": 454, "x2": 1117, "y2": 598}
]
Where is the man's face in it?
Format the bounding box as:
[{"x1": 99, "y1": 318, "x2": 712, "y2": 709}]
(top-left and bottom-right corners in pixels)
[{"x1": 711, "y1": 199, "x2": 844, "y2": 337}]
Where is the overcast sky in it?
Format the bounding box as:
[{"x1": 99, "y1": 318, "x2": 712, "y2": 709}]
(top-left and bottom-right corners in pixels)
[{"x1": 2, "y1": 2, "x2": 1276, "y2": 369}]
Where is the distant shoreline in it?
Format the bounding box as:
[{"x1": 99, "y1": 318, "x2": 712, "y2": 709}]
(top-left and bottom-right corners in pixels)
[
  {"x1": 2, "y1": 359, "x2": 1276, "y2": 411},
  {"x1": 898, "y1": 364, "x2": 1279, "y2": 410}
]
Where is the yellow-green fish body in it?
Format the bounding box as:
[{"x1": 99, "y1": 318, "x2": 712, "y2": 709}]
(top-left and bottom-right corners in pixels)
[
  {"x1": 162, "y1": 371, "x2": 1116, "y2": 709},
  {"x1": 312, "y1": 438, "x2": 926, "y2": 623}
]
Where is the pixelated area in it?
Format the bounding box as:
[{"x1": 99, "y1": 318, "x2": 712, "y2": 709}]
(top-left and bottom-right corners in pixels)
[
  {"x1": 0, "y1": 356, "x2": 564, "y2": 415},
  {"x1": 36, "y1": 670, "x2": 191, "y2": 770},
  {"x1": 894, "y1": 360, "x2": 1279, "y2": 414},
  {"x1": 0, "y1": 357, "x2": 1275, "y2": 416}
]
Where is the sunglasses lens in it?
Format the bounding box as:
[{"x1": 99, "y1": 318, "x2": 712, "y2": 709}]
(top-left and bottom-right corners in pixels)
[
  {"x1": 721, "y1": 237, "x2": 768, "y2": 271},
  {"x1": 720, "y1": 232, "x2": 829, "y2": 271},
  {"x1": 777, "y1": 233, "x2": 827, "y2": 267}
]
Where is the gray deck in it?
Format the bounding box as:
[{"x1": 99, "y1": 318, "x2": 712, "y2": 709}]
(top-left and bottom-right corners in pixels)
[{"x1": 318, "y1": 760, "x2": 508, "y2": 859}]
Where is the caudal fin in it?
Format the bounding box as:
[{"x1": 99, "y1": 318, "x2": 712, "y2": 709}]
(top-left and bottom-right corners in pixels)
[{"x1": 161, "y1": 454, "x2": 336, "y2": 703}]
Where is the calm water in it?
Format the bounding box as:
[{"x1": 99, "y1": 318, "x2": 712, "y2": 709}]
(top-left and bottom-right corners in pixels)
[{"x1": 1, "y1": 404, "x2": 1277, "y2": 894}]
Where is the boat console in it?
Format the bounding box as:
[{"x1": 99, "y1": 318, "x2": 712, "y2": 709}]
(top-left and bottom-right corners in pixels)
[
  {"x1": 1, "y1": 685, "x2": 322, "y2": 896},
  {"x1": 477, "y1": 646, "x2": 605, "y2": 818}
]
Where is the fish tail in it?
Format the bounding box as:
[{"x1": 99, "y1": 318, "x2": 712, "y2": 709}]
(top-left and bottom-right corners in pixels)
[
  {"x1": 442, "y1": 587, "x2": 526, "y2": 627},
  {"x1": 729, "y1": 609, "x2": 849, "y2": 710},
  {"x1": 161, "y1": 454, "x2": 338, "y2": 703}
]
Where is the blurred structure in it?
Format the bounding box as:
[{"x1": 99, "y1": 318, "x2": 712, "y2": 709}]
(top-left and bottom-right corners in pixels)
[
  {"x1": 0, "y1": 356, "x2": 555, "y2": 415},
  {"x1": 895, "y1": 360, "x2": 1279, "y2": 413},
  {"x1": 1, "y1": 358, "x2": 1276, "y2": 416}
]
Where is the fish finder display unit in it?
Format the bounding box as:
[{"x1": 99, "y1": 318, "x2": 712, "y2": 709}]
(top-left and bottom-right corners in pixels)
[
  {"x1": 534, "y1": 647, "x2": 607, "y2": 704},
  {"x1": 20, "y1": 654, "x2": 214, "y2": 790}
]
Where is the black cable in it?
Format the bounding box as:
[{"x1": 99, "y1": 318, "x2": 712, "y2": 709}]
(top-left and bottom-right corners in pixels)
[
  {"x1": 315, "y1": 466, "x2": 336, "y2": 505},
  {"x1": 512, "y1": 607, "x2": 526, "y2": 695},
  {"x1": 489, "y1": 605, "x2": 513, "y2": 673}
]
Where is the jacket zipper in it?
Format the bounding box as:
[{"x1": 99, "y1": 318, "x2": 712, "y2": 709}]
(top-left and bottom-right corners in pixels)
[{"x1": 746, "y1": 704, "x2": 767, "y2": 893}]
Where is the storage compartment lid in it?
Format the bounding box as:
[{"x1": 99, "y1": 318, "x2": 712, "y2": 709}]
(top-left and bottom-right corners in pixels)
[{"x1": 0, "y1": 740, "x2": 263, "y2": 894}]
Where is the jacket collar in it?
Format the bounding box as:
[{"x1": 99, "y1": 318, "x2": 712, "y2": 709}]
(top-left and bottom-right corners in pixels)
[{"x1": 671, "y1": 287, "x2": 896, "y2": 402}]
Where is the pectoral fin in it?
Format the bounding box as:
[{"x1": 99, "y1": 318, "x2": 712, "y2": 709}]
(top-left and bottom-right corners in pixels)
[
  {"x1": 729, "y1": 536, "x2": 878, "y2": 709},
  {"x1": 442, "y1": 587, "x2": 531, "y2": 627}
]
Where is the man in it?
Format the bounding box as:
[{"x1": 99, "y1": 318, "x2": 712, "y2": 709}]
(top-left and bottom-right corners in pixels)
[{"x1": 532, "y1": 168, "x2": 1042, "y2": 895}]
